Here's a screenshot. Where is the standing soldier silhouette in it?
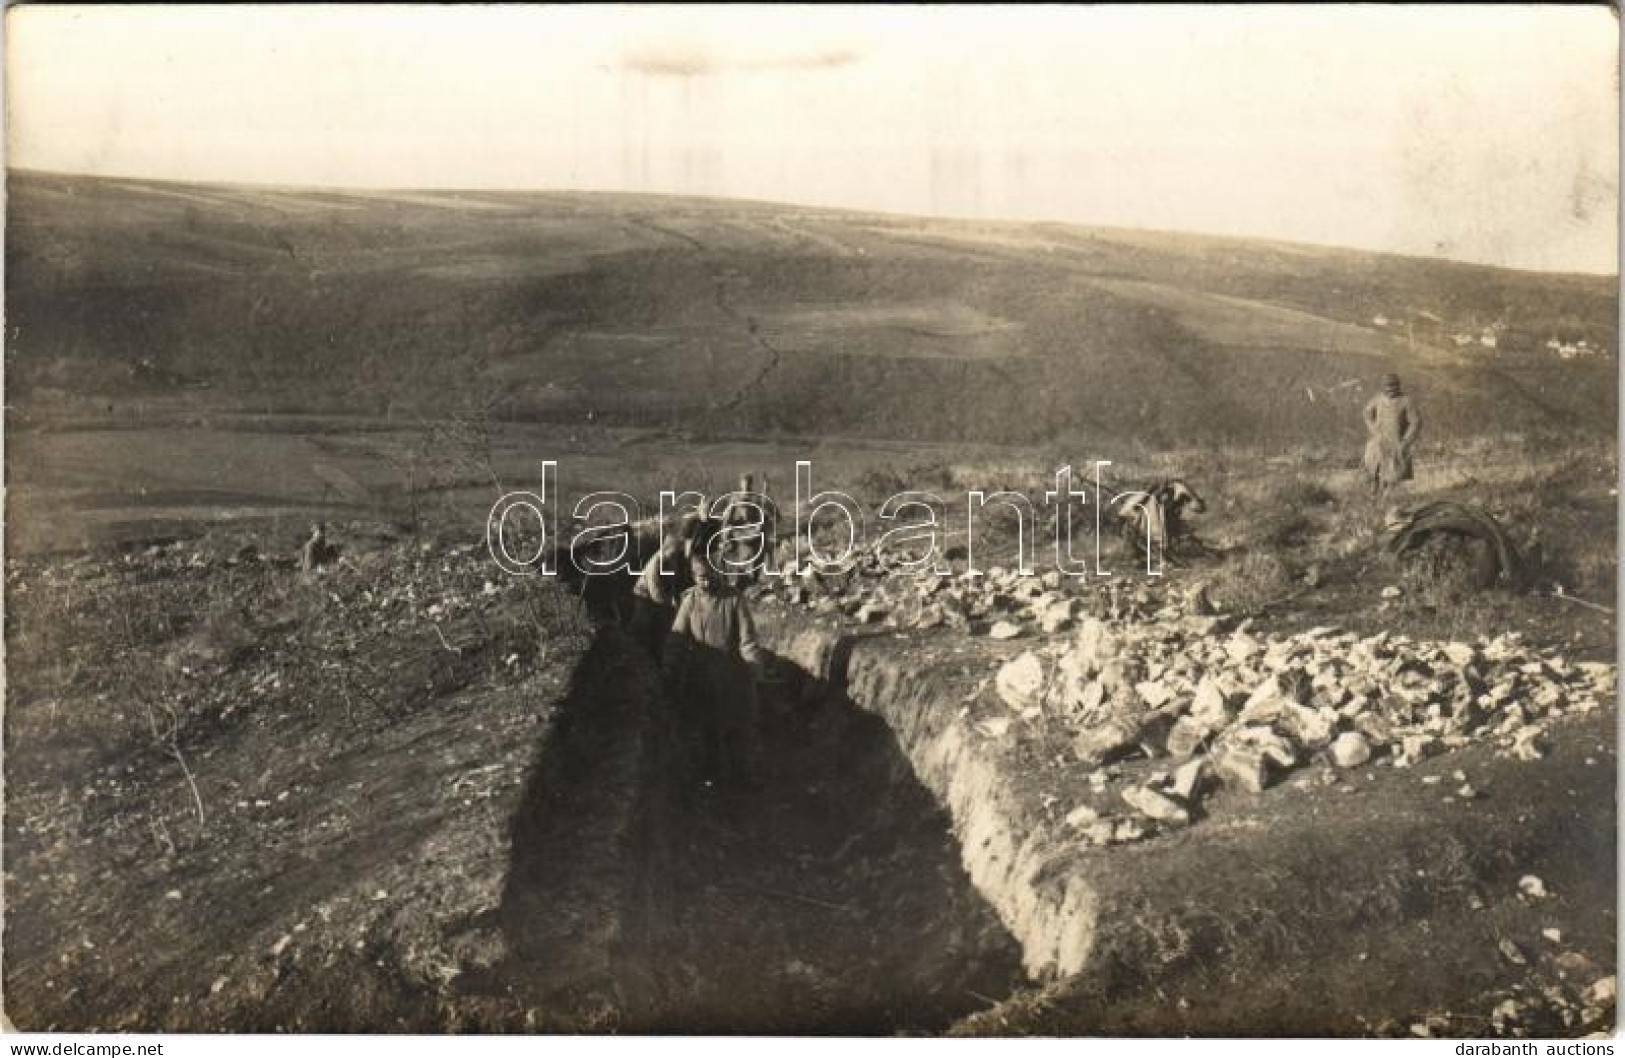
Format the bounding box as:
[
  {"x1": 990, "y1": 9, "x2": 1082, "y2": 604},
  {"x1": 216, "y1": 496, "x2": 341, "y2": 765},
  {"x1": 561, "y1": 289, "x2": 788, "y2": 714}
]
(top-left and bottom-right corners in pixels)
[
  {"x1": 662, "y1": 542, "x2": 767, "y2": 790},
  {"x1": 1363, "y1": 373, "x2": 1421, "y2": 497}
]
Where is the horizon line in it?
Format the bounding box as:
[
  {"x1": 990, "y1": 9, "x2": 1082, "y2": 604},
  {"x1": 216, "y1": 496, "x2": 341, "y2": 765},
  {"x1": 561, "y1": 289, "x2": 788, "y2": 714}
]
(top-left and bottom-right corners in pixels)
[{"x1": 8, "y1": 164, "x2": 1619, "y2": 281}]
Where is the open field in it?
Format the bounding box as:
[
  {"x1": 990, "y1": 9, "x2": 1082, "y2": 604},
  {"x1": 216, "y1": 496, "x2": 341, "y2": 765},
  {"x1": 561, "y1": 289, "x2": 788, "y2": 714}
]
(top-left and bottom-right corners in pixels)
[
  {"x1": 9, "y1": 171, "x2": 1617, "y2": 448},
  {"x1": 3, "y1": 173, "x2": 1616, "y2": 1035}
]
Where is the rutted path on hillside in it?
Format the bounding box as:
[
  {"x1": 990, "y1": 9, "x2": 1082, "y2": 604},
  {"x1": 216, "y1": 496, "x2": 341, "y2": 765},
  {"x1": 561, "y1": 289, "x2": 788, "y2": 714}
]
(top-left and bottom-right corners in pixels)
[{"x1": 625, "y1": 212, "x2": 789, "y2": 422}]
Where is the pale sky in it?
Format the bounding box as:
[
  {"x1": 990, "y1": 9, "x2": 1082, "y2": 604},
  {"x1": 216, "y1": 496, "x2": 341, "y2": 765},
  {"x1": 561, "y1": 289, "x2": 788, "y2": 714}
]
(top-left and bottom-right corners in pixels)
[{"x1": 7, "y1": 4, "x2": 1619, "y2": 273}]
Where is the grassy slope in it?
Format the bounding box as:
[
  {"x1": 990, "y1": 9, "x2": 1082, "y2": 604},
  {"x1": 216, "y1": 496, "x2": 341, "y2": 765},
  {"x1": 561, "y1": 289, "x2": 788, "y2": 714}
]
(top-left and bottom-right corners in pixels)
[{"x1": 7, "y1": 171, "x2": 1616, "y2": 449}]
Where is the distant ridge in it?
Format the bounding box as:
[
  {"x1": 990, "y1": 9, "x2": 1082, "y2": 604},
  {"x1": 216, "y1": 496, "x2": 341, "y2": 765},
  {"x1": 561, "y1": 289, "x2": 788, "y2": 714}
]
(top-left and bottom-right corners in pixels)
[{"x1": 7, "y1": 170, "x2": 1617, "y2": 447}]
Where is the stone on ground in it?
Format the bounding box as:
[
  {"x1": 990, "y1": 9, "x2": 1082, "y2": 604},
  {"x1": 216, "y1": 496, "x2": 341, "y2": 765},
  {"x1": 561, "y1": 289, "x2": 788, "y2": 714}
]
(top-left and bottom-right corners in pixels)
[
  {"x1": 996, "y1": 652, "x2": 1046, "y2": 711},
  {"x1": 1074, "y1": 716, "x2": 1144, "y2": 766},
  {"x1": 1122, "y1": 784, "x2": 1190, "y2": 825},
  {"x1": 1328, "y1": 731, "x2": 1373, "y2": 769}
]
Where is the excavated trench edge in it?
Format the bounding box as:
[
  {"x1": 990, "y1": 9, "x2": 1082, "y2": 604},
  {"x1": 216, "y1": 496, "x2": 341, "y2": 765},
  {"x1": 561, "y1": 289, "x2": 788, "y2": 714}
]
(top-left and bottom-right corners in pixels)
[
  {"x1": 749, "y1": 609, "x2": 1618, "y2": 1037},
  {"x1": 754, "y1": 614, "x2": 1099, "y2": 981},
  {"x1": 495, "y1": 620, "x2": 1026, "y2": 1033}
]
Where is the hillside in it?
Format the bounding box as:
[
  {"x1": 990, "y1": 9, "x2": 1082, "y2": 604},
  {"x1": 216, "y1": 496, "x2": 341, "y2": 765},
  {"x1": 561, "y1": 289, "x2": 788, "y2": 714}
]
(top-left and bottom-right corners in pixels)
[
  {"x1": 2, "y1": 171, "x2": 1617, "y2": 1036},
  {"x1": 6, "y1": 170, "x2": 1617, "y2": 448}
]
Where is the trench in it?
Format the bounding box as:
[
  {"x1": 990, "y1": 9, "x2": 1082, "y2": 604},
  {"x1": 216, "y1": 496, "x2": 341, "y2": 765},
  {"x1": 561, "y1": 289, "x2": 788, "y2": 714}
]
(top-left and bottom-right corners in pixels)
[{"x1": 494, "y1": 615, "x2": 1025, "y2": 1034}]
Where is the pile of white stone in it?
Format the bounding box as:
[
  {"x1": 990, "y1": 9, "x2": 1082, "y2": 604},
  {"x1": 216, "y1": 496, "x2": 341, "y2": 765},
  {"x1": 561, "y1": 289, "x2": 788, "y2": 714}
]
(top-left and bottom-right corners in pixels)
[
  {"x1": 990, "y1": 615, "x2": 1615, "y2": 844},
  {"x1": 756, "y1": 557, "x2": 1157, "y2": 636}
]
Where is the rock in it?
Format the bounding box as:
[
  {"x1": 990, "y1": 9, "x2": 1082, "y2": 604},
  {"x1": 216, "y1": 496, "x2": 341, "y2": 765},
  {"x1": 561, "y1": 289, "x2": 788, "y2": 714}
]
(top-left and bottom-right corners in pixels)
[
  {"x1": 976, "y1": 717, "x2": 1012, "y2": 739},
  {"x1": 1328, "y1": 731, "x2": 1373, "y2": 768},
  {"x1": 1113, "y1": 818, "x2": 1147, "y2": 844},
  {"x1": 1189, "y1": 678, "x2": 1233, "y2": 728},
  {"x1": 1211, "y1": 743, "x2": 1270, "y2": 793},
  {"x1": 1131, "y1": 709, "x2": 1177, "y2": 757},
  {"x1": 1064, "y1": 803, "x2": 1100, "y2": 828},
  {"x1": 1166, "y1": 715, "x2": 1214, "y2": 758},
  {"x1": 1081, "y1": 821, "x2": 1117, "y2": 846},
  {"x1": 1072, "y1": 618, "x2": 1120, "y2": 675},
  {"x1": 1037, "y1": 597, "x2": 1076, "y2": 634},
  {"x1": 1409, "y1": 1016, "x2": 1450, "y2": 1038},
  {"x1": 1097, "y1": 658, "x2": 1142, "y2": 696},
  {"x1": 1062, "y1": 677, "x2": 1107, "y2": 719},
  {"x1": 1498, "y1": 938, "x2": 1529, "y2": 966},
  {"x1": 1584, "y1": 976, "x2": 1616, "y2": 1007},
  {"x1": 1441, "y1": 642, "x2": 1479, "y2": 668},
  {"x1": 1122, "y1": 785, "x2": 1189, "y2": 825},
  {"x1": 1185, "y1": 581, "x2": 1216, "y2": 616},
  {"x1": 1353, "y1": 712, "x2": 1395, "y2": 747},
  {"x1": 1511, "y1": 725, "x2": 1548, "y2": 761},
  {"x1": 996, "y1": 652, "x2": 1046, "y2": 711},
  {"x1": 1396, "y1": 733, "x2": 1439, "y2": 766},
  {"x1": 1136, "y1": 679, "x2": 1176, "y2": 710},
  {"x1": 1381, "y1": 585, "x2": 1402, "y2": 599},
  {"x1": 1169, "y1": 758, "x2": 1211, "y2": 804},
  {"x1": 1577, "y1": 661, "x2": 1615, "y2": 695},
  {"x1": 1213, "y1": 727, "x2": 1298, "y2": 792},
  {"x1": 1073, "y1": 716, "x2": 1144, "y2": 765},
  {"x1": 1239, "y1": 673, "x2": 1305, "y2": 724},
  {"x1": 1518, "y1": 875, "x2": 1550, "y2": 900},
  {"x1": 1248, "y1": 728, "x2": 1300, "y2": 769},
  {"x1": 988, "y1": 620, "x2": 1024, "y2": 640},
  {"x1": 1543, "y1": 928, "x2": 1564, "y2": 944},
  {"x1": 854, "y1": 602, "x2": 888, "y2": 624},
  {"x1": 1277, "y1": 703, "x2": 1336, "y2": 750}
]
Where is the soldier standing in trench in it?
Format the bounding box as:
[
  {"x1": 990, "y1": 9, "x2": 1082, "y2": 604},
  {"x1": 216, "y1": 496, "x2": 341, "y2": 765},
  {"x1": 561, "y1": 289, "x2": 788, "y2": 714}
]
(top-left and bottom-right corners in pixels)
[
  {"x1": 715, "y1": 473, "x2": 777, "y2": 586},
  {"x1": 628, "y1": 531, "x2": 691, "y2": 659},
  {"x1": 1363, "y1": 372, "x2": 1422, "y2": 497},
  {"x1": 662, "y1": 540, "x2": 768, "y2": 790}
]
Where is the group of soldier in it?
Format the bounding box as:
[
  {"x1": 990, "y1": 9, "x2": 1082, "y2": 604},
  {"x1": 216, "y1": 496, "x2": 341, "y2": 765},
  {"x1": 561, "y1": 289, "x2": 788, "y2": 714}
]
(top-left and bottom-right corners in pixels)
[{"x1": 629, "y1": 477, "x2": 774, "y2": 790}]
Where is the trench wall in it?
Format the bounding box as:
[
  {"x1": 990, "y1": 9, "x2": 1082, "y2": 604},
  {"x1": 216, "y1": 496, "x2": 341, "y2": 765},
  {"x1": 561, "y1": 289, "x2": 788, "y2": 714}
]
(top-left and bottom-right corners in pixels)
[
  {"x1": 759, "y1": 614, "x2": 1100, "y2": 980},
  {"x1": 754, "y1": 606, "x2": 1620, "y2": 1002}
]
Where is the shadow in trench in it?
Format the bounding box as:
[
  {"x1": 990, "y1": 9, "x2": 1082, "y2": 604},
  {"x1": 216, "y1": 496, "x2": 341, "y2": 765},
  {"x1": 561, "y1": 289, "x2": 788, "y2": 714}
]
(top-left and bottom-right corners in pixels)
[
  {"x1": 490, "y1": 625, "x2": 663, "y2": 1024},
  {"x1": 490, "y1": 616, "x2": 1025, "y2": 1035},
  {"x1": 624, "y1": 668, "x2": 1027, "y2": 1035}
]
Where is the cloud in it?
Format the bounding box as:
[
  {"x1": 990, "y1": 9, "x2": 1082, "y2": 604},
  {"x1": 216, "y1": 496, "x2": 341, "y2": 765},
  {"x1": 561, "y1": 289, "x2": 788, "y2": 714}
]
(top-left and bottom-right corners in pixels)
[{"x1": 620, "y1": 43, "x2": 859, "y2": 77}]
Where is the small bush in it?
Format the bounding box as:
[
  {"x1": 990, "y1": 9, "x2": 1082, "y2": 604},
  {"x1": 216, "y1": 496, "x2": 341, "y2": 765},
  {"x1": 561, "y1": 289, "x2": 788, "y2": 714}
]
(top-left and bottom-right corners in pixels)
[
  {"x1": 1208, "y1": 550, "x2": 1298, "y2": 613},
  {"x1": 1271, "y1": 477, "x2": 1336, "y2": 509},
  {"x1": 1396, "y1": 536, "x2": 1490, "y2": 604}
]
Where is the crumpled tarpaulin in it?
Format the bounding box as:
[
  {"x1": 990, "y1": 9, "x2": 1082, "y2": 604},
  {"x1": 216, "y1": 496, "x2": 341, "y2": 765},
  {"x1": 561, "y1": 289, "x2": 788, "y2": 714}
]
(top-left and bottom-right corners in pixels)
[{"x1": 1384, "y1": 501, "x2": 1522, "y2": 588}]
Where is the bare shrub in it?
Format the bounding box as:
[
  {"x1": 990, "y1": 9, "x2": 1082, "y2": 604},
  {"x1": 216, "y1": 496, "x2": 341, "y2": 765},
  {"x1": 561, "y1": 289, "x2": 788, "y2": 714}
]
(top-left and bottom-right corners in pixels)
[{"x1": 1207, "y1": 550, "x2": 1297, "y2": 613}]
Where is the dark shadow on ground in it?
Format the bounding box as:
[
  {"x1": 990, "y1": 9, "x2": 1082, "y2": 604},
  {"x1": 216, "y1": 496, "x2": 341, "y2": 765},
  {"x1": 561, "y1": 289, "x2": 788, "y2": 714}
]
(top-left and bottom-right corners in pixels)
[
  {"x1": 493, "y1": 618, "x2": 1025, "y2": 1034},
  {"x1": 624, "y1": 670, "x2": 1027, "y2": 1035}
]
